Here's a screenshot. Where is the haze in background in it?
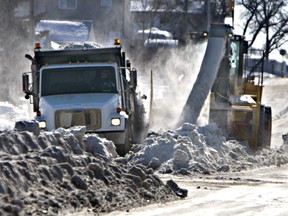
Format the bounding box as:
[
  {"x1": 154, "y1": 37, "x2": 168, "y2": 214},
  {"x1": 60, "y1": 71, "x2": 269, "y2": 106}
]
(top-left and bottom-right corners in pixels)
[{"x1": 0, "y1": 2, "x2": 32, "y2": 104}]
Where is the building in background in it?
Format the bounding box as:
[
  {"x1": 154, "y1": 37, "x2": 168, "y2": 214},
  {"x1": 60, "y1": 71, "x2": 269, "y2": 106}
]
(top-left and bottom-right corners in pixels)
[
  {"x1": 130, "y1": 0, "x2": 208, "y2": 42},
  {"x1": 33, "y1": 0, "x2": 132, "y2": 45},
  {"x1": 30, "y1": 0, "x2": 234, "y2": 46}
]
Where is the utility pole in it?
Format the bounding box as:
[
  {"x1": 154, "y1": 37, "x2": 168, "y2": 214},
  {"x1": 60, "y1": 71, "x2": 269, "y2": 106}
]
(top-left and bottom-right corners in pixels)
[
  {"x1": 29, "y1": 0, "x2": 36, "y2": 43},
  {"x1": 184, "y1": 0, "x2": 188, "y2": 36},
  {"x1": 206, "y1": 0, "x2": 211, "y2": 31}
]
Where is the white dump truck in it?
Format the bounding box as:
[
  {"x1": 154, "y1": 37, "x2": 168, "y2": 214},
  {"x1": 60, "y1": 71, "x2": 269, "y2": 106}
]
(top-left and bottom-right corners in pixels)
[{"x1": 23, "y1": 40, "x2": 147, "y2": 155}]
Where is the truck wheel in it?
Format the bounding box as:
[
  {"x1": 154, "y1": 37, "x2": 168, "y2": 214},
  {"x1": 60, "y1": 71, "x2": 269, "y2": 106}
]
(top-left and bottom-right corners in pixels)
[
  {"x1": 116, "y1": 120, "x2": 132, "y2": 156},
  {"x1": 257, "y1": 105, "x2": 272, "y2": 149}
]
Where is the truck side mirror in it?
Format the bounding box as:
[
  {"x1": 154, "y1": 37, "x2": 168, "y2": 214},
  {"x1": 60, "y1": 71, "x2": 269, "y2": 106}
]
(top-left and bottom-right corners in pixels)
[
  {"x1": 130, "y1": 68, "x2": 137, "y2": 90},
  {"x1": 22, "y1": 73, "x2": 29, "y2": 93}
]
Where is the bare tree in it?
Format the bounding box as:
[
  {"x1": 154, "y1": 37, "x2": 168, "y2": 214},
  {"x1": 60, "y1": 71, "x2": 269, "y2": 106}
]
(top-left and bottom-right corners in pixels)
[
  {"x1": 239, "y1": 0, "x2": 288, "y2": 58},
  {"x1": 133, "y1": 0, "x2": 164, "y2": 34},
  {"x1": 211, "y1": 0, "x2": 231, "y2": 23}
]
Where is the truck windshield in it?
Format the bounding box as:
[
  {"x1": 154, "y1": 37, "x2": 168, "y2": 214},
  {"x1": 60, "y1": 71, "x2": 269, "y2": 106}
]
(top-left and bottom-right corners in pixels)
[{"x1": 41, "y1": 66, "x2": 117, "y2": 96}]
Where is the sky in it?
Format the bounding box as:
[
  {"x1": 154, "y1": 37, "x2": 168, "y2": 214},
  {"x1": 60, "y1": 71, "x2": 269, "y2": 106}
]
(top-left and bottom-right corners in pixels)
[{"x1": 233, "y1": 4, "x2": 288, "y2": 61}]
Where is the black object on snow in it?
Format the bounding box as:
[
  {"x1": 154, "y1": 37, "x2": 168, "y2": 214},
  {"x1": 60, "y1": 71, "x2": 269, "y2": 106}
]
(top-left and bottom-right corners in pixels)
[{"x1": 166, "y1": 179, "x2": 188, "y2": 198}]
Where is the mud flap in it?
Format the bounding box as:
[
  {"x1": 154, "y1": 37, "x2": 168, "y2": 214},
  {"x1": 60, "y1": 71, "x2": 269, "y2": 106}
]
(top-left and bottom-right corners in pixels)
[{"x1": 116, "y1": 119, "x2": 131, "y2": 156}]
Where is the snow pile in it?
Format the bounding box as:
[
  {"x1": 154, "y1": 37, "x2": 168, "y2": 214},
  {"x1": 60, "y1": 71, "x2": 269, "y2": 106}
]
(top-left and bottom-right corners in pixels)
[
  {"x1": 0, "y1": 123, "x2": 176, "y2": 216},
  {"x1": 128, "y1": 123, "x2": 288, "y2": 175}
]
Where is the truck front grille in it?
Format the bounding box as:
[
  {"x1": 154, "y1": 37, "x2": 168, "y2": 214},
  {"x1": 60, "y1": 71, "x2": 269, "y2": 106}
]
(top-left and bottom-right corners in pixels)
[{"x1": 55, "y1": 109, "x2": 101, "y2": 130}]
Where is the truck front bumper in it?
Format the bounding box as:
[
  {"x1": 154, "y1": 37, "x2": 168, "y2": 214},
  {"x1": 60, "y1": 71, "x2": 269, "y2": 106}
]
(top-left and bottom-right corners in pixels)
[{"x1": 95, "y1": 130, "x2": 126, "y2": 145}]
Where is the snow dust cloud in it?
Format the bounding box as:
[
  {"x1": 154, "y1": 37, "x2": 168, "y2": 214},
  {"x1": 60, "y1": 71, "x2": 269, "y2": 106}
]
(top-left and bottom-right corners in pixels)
[
  {"x1": 131, "y1": 41, "x2": 207, "y2": 132},
  {"x1": 177, "y1": 37, "x2": 226, "y2": 126},
  {"x1": 0, "y1": 3, "x2": 32, "y2": 105}
]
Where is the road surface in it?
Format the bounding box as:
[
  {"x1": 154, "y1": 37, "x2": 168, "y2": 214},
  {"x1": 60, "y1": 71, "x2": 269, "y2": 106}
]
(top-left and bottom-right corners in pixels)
[{"x1": 105, "y1": 165, "x2": 288, "y2": 216}]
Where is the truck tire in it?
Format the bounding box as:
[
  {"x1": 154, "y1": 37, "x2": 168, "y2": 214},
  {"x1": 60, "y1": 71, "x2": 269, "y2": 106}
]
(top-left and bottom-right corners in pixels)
[{"x1": 257, "y1": 105, "x2": 272, "y2": 149}]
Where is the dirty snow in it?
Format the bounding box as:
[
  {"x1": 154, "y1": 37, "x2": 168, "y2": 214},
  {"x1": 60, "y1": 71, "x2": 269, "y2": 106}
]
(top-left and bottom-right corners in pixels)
[
  {"x1": 128, "y1": 123, "x2": 288, "y2": 175},
  {"x1": 0, "y1": 124, "x2": 177, "y2": 215}
]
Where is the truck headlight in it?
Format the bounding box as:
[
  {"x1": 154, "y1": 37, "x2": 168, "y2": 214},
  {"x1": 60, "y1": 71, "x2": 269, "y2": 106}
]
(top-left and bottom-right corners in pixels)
[
  {"x1": 111, "y1": 118, "x2": 121, "y2": 126},
  {"x1": 38, "y1": 120, "x2": 47, "y2": 129}
]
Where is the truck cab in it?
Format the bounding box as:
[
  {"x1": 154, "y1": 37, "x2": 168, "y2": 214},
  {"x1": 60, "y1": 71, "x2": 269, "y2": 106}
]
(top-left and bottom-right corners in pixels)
[{"x1": 23, "y1": 40, "x2": 146, "y2": 155}]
